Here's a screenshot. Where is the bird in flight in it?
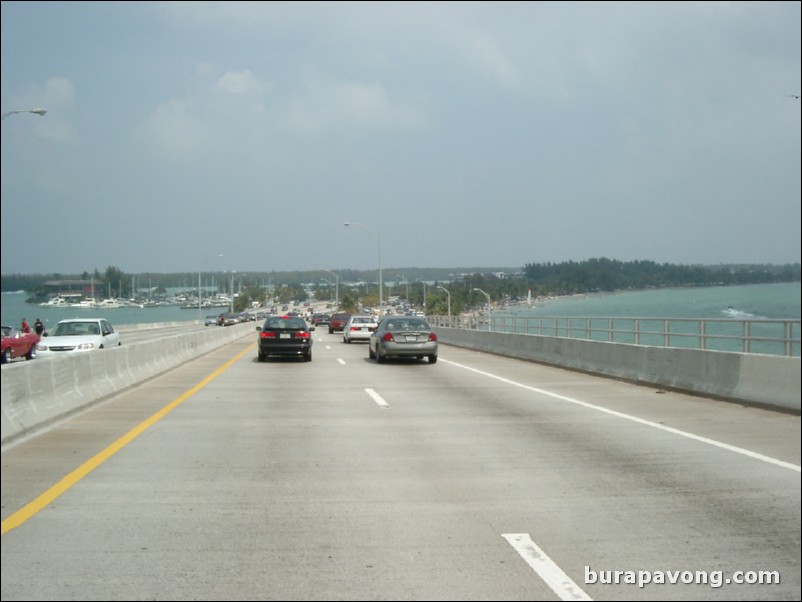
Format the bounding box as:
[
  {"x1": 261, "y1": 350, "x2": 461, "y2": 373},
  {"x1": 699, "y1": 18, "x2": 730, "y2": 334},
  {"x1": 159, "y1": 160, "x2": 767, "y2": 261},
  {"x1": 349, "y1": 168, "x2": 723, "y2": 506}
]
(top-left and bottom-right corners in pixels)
[{"x1": 790, "y1": 94, "x2": 800, "y2": 99}]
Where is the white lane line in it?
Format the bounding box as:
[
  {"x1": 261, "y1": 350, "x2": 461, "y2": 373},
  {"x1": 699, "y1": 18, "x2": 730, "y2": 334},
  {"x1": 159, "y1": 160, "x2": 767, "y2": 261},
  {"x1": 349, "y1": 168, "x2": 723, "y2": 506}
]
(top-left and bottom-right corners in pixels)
[
  {"x1": 337, "y1": 358, "x2": 346, "y2": 365},
  {"x1": 442, "y1": 358, "x2": 801, "y2": 473},
  {"x1": 365, "y1": 388, "x2": 390, "y2": 408},
  {"x1": 502, "y1": 533, "x2": 592, "y2": 601}
]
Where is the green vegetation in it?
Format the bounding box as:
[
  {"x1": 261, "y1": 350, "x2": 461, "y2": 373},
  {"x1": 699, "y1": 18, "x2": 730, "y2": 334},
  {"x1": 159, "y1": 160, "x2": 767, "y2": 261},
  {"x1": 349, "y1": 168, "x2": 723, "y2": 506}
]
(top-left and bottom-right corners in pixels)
[{"x1": 3, "y1": 260, "x2": 799, "y2": 316}]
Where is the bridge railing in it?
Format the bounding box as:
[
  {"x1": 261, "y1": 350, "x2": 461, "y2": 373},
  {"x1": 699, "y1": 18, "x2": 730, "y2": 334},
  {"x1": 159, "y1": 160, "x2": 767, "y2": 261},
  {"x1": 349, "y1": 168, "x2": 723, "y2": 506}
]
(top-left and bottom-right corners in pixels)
[{"x1": 425, "y1": 315, "x2": 801, "y2": 357}]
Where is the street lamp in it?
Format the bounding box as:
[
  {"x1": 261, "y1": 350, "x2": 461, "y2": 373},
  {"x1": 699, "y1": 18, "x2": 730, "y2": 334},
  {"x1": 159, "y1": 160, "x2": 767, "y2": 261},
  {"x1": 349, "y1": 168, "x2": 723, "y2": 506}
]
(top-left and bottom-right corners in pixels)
[
  {"x1": 397, "y1": 273, "x2": 409, "y2": 302},
  {"x1": 344, "y1": 222, "x2": 383, "y2": 318},
  {"x1": 1, "y1": 108, "x2": 47, "y2": 120},
  {"x1": 437, "y1": 285, "x2": 451, "y2": 323},
  {"x1": 324, "y1": 269, "x2": 339, "y2": 308},
  {"x1": 473, "y1": 287, "x2": 491, "y2": 308},
  {"x1": 2, "y1": 107, "x2": 46, "y2": 278},
  {"x1": 199, "y1": 253, "x2": 224, "y2": 320}
]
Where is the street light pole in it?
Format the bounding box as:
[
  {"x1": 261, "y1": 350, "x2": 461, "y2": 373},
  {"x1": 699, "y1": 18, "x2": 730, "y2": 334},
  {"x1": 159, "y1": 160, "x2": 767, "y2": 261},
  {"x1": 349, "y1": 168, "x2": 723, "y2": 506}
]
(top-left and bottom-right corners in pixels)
[
  {"x1": 199, "y1": 254, "x2": 224, "y2": 321},
  {"x1": 437, "y1": 285, "x2": 451, "y2": 323},
  {"x1": 344, "y1": 222, "x2": 383, "y2": 318},
  {"x1": 1, "y1": 108, "x2": 47, "y2": 120},
  {"x1": 324, "y1": 269, "x2": 339, "y2": 308},
  {"x1": 2, "y1": 107, "x2": 47, "y2": 279},
  {"x1": 473, "y1": 287, "x2": 491, "y2": 308}
]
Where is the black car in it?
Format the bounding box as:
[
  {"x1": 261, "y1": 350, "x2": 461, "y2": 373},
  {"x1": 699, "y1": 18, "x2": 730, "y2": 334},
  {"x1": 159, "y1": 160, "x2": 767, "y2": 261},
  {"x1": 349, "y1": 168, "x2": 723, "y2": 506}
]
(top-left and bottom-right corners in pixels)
[{"x1": 256, "y1": 315, "x2": 315, "y2": 362}]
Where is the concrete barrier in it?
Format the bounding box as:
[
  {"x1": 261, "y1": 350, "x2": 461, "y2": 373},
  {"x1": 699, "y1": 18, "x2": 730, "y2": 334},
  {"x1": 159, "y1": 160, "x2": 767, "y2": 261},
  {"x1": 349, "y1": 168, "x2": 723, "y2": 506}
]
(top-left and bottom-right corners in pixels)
[
  {"x1": 436, "y1": 328, "x2": 800, "y2": 413},
  {"x1": 1, "y1": 323, "x2": 254, "y2": 448},
  {"x1": 3, "y1": 323, "x2": 799, "y2": 448}
]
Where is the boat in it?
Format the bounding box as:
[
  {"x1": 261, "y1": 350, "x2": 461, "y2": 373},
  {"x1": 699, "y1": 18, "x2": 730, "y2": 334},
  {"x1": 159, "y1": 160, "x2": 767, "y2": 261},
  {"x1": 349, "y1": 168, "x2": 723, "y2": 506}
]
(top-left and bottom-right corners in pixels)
[
  {"x1": 94, "y1": 298, "x2": 123, "y2": 309},
  {"x1": 69, "y1": 298, "x2": 97, "y2": 309},
  {"x1": 40, "y1": 296, "x2": 68, "y2": 307}
]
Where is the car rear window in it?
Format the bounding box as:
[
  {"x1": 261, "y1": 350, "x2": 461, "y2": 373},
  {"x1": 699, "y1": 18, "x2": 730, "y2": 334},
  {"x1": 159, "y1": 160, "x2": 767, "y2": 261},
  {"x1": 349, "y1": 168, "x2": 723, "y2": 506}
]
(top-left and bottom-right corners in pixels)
[{"x1": 266, "y1": 318, "x2": 306, "y2": 330}]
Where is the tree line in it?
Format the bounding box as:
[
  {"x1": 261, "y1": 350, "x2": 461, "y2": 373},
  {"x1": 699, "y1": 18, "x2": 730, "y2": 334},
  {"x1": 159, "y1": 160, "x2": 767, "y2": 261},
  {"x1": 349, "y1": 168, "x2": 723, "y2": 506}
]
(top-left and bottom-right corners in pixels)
[{"x1": 3, "y1": 259, "x2": 799, "y2": 317}]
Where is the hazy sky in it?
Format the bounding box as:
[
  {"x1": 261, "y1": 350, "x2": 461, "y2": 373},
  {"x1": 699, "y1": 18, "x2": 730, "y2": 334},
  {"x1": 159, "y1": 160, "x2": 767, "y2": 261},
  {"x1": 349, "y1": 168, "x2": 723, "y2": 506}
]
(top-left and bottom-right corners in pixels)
[{"x1": 2, "y1": 1, "x2": 800, "y2": 276}]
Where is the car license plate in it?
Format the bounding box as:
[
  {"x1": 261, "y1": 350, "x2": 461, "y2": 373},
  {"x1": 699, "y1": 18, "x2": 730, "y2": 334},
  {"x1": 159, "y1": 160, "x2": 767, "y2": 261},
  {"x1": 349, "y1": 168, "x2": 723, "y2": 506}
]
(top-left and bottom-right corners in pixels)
[
  {"x1": 280, "y1": 333, "x2": 291, "y2": 339},
  {"x1": 405, "y1": 335, "x2": 417, "y2": 342}
]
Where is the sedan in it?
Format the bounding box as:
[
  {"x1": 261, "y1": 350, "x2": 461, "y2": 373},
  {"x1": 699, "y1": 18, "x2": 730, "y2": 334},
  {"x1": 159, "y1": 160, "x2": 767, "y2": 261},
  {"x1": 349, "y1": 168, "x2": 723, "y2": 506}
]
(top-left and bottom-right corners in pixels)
[
  {"x1": 36, "y1": 318, "x2": 121, "y2": 358},
  {"x1": 342, "y1": 315, "x2": 378, "y2": 343},
  {"x1": 369, "y1": 316, "x2": 438, "y2": 363},
  {"x1": 256, "y1": 315, "x2": 315, "y2": 362},
  {"x1": 328, "y1": 312, "x2": 351, "y2": 334}
]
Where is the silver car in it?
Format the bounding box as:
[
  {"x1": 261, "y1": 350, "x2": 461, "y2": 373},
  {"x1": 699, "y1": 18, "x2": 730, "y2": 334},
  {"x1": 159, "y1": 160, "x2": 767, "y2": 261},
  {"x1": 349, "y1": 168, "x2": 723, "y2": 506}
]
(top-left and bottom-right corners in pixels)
[
  {"x1": 369, "y1": 316, "x2": 438, "y2": 363},
  {"x1": 342, "y1": 315, "x2": 378, "y2": 343}
]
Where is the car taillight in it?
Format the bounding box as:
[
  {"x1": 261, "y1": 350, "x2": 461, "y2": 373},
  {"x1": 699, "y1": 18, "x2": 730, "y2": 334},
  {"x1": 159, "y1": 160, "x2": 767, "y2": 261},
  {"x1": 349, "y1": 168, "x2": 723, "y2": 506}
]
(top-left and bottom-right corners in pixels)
[
  {"x1": 295, "y1": 331, "x2": 311, "y2": 339},
  {"x1": 261, "y1": 331, "x2": 277, "y2": 339},
  {"x1": 428, "y1": 332, "x2": 437, "y2": 342},
  {"x1": 382, "y1": 332, "x2": 395, "y2": 342}
]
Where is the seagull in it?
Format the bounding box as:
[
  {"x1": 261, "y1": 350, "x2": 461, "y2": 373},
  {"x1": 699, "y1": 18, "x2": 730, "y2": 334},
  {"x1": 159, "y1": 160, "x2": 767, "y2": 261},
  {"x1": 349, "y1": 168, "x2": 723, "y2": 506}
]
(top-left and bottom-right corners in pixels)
[{"x1": 790, "y1": 94, "x2": 800, "y2": 99}]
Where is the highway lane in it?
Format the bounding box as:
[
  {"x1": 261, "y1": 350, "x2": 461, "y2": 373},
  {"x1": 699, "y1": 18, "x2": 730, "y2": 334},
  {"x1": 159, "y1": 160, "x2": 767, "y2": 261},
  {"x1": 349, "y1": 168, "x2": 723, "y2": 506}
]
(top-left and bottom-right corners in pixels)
[{"x1": 1, "y1": 328, "x2": 800, "y2": 601}]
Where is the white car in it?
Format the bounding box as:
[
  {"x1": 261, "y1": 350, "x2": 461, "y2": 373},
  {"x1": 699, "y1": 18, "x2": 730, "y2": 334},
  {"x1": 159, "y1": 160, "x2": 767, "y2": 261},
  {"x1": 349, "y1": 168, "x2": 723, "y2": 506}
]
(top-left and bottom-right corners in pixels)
[
  {"x1": 36, "y1": 318, "x2": 121, "y2": 358},
  {"x1": 342, "y1": 315, "x2": 378, "y2": 343}
]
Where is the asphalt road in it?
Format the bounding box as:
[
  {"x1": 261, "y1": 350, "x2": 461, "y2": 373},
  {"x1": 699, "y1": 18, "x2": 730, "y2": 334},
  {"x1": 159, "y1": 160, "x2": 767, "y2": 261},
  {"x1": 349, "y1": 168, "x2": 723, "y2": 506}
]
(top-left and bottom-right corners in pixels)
[{"x1": 1, "y1": 328, "x2": 800, "y2": 601}]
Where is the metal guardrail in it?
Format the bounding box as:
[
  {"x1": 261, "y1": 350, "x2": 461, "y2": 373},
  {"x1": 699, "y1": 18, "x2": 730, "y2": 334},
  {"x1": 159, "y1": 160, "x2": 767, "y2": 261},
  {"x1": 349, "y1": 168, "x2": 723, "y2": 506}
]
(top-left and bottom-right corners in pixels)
[{"x1": 426, "y1": 315, "x2": 801, "y2": 357}]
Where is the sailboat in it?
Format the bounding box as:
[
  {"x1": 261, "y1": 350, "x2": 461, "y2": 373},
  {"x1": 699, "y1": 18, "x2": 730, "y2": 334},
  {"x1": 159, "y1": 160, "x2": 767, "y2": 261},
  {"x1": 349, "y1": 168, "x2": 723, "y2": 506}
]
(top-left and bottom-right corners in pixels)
[{"x1": 527, "y1": 289, "x2": 533, "y2": 307}]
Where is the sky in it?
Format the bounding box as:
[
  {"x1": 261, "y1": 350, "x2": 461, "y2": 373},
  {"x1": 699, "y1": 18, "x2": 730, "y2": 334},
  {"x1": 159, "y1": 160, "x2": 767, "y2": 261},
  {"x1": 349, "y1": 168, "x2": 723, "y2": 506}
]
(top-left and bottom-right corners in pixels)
[{"x1": 1, "y1": 1, "x2": 800, "y2": 276}]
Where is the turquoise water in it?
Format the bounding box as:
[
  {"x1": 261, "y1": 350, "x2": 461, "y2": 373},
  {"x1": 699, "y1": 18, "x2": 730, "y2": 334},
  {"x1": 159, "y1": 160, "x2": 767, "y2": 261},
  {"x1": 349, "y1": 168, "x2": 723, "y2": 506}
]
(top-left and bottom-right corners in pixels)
[
  {"x1": 1, "y1": 292, "x2": 213, "y2": 332},
  {"x1": 3, "y1": 282, "x2": 800, "y2": 332},
  {"x1": 486, "y1": 282, "x2": 800, "y2": 356},
  {"x1": 499, "y1": 282, "x2": 800, "y2": 320}
]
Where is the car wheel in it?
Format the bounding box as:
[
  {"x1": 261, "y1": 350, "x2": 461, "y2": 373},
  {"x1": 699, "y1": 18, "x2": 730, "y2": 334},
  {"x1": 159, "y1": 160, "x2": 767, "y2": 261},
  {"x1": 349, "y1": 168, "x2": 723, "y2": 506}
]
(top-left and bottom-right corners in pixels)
[
  {"x1": 25, "y1": 345, "x2": 36, "y2": 361},
  {"x1": 1, "y1": 348, "x2": 10, "y2": 364},
  {"x1": 428, "y1": 354, "x2": 438, "y2": 364},
  {"x1": 257, "y1": 353, "x2": 265, "y2": 362},
  {"x1": 304, "y1": 351, "x2": 312, "y2": 362},
  {"x1": 376, "y1": 347, "x2": 386, "y2": 363},
  {"x1": 329, "y1": 327, "x2": 334, "y2": 334},
  {"x1": 369, "y1": 345, "x2": 376, "y2": 359}
]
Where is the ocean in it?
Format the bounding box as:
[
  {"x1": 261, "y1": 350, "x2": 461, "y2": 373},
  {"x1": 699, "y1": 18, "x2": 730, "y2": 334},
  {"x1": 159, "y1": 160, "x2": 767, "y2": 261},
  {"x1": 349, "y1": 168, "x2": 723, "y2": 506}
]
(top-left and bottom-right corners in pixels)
[
  {"x1": 497, "y1": 282, "x2": 801, "y2": 321},
  {"x1": 4, "y1": 282, "x2": 798, "y2": 329}
]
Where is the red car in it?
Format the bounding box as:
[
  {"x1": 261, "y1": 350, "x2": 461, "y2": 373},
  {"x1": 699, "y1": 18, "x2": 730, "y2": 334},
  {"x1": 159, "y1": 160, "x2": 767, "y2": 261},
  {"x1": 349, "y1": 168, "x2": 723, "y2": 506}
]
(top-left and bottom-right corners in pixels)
[
  {"x1": 328, "y1": 313, "x2": 351, "y2": 334},
  {"x1": 1, "y1": 325, "x2": 40, "y2": 363}
]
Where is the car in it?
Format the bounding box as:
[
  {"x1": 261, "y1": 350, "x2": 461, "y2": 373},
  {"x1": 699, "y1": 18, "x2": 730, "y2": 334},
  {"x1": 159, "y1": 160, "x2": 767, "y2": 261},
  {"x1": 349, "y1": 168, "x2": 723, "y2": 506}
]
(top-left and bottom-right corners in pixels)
[
  {"x1": 342, "y1": 315, "x2": 378, "y2": 343},
  {"x1": 205, "y1": 314, "x2": 219, "y2": 326},
  {"x1": 369, "y1": 316, "x2": 438, "y2": 363},
  {"x1": 310, "y1": 313, "x2": 330, "y2": 326},
  {"x1": 328, "y1": 312, "x2": 351, "y2": 334},
  {"x1": 36, "y1": 318, "x2": 121, "y2": 358},
  {"x1": 1, "y1": 325, "x2": 40, "y2": 364},
  {"x1": 256, "y1": 315, "x2": 315, "y2": 362}
]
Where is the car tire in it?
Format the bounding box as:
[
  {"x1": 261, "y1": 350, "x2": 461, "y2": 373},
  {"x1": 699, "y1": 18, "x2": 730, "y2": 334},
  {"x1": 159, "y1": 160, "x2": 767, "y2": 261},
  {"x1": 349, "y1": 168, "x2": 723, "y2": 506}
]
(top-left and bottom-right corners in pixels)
[
  {"x1": 25, "y1": 345, "x2": 36, "y2": 361},
  {"x1": 428, "y1": 354, "x2": 437, "y2": 364},
  {"x1": 369, "y1": 345, "x2": 376, "y2": 359},
  {"x1": 376, "y1": 347, "x2": 385, "y2": 363},
  {"x1": 304, "y1": 351, "x2": 312, "y2": 362},
  {"x1": 1, "y1": 348, "x2": 10, "y2": 364}
]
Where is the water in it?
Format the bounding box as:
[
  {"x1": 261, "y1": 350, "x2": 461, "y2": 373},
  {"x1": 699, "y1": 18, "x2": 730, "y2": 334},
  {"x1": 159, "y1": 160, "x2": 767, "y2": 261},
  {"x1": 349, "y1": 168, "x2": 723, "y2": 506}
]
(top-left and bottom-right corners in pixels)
[
  {"x1": 1, "y1": 293, "x2": 215, "y2": 332},
  {"x1": 499, "y1": 282, "x2": 800, "y2": 321},
  {"x1": 485, "y1": 282, "x2": 800, "y2": 356},
  {"x1": 4, "y1": 282, "x2": 798, "y2": 331}
]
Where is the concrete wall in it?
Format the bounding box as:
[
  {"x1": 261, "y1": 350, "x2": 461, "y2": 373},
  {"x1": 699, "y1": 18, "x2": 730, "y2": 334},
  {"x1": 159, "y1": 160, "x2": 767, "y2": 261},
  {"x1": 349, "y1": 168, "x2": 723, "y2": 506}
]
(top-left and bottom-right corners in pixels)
[
  {"x1": 3, "y1": 324, "x2": 799, "y2": 448},
  {"x1": 436, "y1": 328, "x2": 801, "y2": 413},
  {"x1": 1, "y1": 323, "x2": 254, "y2": 448}
]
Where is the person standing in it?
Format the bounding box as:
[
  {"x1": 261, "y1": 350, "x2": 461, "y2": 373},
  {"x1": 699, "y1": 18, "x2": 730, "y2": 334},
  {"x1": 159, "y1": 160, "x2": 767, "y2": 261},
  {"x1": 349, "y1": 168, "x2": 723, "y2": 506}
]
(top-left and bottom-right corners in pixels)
[
  {"x1": 21, "y1": 318, "x2": 31, "y2": 334},
  {"x1": 34, "y1": 318, "x2": 45, "y2": 336}
]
